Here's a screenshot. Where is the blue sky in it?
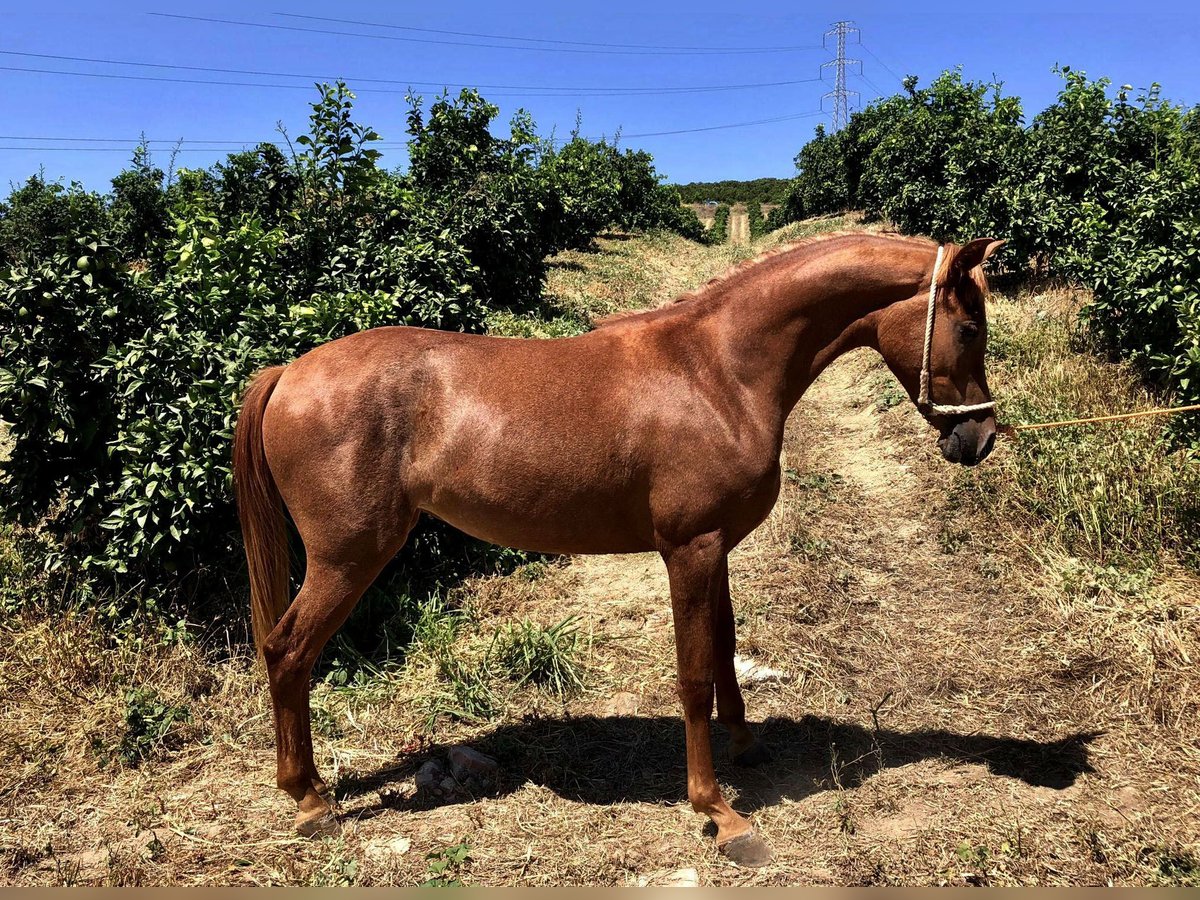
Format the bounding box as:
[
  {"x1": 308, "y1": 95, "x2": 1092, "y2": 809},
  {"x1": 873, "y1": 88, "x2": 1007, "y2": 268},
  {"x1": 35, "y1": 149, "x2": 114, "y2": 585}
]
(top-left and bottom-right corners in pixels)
[{"x1": 2, "y1": 1, "x2": 1197, "y2": 192}]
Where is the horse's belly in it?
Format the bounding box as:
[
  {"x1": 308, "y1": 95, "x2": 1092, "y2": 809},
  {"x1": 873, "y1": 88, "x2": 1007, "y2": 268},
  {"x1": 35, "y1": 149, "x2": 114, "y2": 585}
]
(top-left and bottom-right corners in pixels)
[{"x1": 423, "y1": 489, "x2": 654, "y2": 555}]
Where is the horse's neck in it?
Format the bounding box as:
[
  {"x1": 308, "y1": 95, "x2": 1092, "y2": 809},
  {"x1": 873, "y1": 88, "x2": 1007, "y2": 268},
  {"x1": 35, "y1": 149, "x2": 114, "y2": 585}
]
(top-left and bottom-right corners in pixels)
[{"x1": 706, "y1": 240, "x2": 930, "y2": 429}]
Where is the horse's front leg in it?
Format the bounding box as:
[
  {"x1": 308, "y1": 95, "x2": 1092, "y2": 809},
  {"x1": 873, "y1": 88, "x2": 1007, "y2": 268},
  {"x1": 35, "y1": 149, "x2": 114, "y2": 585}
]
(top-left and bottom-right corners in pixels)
[
  {"x1": 713, "y1": 557, "x2": 771, "y2": 767},
  {"x1": 663, "y1": 534, "x2": 773, "y2": 868}
]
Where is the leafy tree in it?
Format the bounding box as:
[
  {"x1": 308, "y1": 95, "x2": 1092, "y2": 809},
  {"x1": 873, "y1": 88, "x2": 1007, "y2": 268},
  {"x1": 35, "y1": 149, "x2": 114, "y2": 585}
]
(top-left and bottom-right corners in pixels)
[
  {"x1": 0, "y1": 80, "x2": 709, "y2": 621},
  {"x1": 110, "y1": 146, "x2": 172, "y2": 268},
  {"x1": 771, "y1": 66, "x2": 1200, "y2": 412},
  {"x1": 771, "y1": 124, "x2": 849, "y2": 225},
  {"x1": 0, "y1": 175, "x2": 109, "y2": 267},
  {"x1": 675, "y1": 177, "x2": 790, "y2": 206}
]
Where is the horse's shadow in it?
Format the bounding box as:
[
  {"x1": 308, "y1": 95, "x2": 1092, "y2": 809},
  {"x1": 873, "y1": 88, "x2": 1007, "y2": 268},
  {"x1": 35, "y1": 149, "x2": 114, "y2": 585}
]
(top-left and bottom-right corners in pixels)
[{"x1": 336, "y1": 713, "x2": 1098, "y2": 818}]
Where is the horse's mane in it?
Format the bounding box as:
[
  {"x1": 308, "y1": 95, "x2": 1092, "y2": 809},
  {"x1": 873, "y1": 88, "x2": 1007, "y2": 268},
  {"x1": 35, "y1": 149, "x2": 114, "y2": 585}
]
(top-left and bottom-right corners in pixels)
[{"x1": 592, "y1": 230, "x2": 936, "y2": 329}]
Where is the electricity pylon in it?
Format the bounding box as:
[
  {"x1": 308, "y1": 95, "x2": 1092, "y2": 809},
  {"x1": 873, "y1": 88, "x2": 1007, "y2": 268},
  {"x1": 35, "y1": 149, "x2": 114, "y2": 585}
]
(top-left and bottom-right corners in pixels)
[{"x1": 821, "y1": 21, "x2": 862, "y2": 131}]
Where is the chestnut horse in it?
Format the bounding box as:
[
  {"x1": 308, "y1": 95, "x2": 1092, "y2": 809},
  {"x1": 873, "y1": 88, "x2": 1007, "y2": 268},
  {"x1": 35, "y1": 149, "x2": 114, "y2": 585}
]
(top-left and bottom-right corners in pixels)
[{"x1": 233, "y1": 231, "x2": 1004, "y2": 866}]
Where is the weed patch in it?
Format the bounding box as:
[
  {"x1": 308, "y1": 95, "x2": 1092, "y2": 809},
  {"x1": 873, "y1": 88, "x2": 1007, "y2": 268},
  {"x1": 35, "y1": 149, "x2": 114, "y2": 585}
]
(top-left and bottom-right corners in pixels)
[
  {"x1": 118, "y1": 687, "x2": 191, "y2": 766},
  {"x1": 494, "y1": 616, "x2": 586, "y2": 697},
  {"x1": 422, "y1": 843, "x2": 471, "y2": 887}
]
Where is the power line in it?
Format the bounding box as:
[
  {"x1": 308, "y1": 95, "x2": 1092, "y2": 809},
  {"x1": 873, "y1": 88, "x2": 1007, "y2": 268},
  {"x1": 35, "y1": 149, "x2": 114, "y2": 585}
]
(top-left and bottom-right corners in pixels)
[
  {"x1": 0, "y1": 50, "x2": 824, "y2": 98},
  {"x1": 855, "y1": 71, "x2": 889, "y2": 100},
  {"x1": 151, "y1": 13, "x2": 819, "y2": 56},
  {"x1": 0, "y1": 63, "x2": 820, "y2": 99},
  {"x1": 276, "y1": 11, "x2": 821, "y2": 53},
  {"x1": 0, "y1": 64, "x2": 406, "y2": 94},
  {"x1": 0, "y1": 135, "x2": 406, "y2": 148},
  {"x1": 0, "y1": 145, "x2": 297, "y2": 152},
  {"x1": 859, "y1": 42, "x2": 907, "y2": 87},
  {"x1": 0, "y1": 110, "x2": 827, "y2": 151},
  {"x1": 0, "y1": 135, "x2": 278, "y2": 144},
  {"x1": 0, "y1": 110, "x2": 828, "y2": 152},
  {"x1": 604, "y1": 110, "x2": 825, "y2": 139}
]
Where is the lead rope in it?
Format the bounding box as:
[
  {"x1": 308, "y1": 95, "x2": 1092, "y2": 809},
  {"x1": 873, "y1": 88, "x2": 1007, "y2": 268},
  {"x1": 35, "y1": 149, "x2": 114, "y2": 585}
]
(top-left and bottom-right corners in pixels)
[
  {"x1": 1008, "y1": 403, "x2": 1200, "y2": 432},
  {"x1": 918, "y1": 245, "x2": 996, "y2": 417},
  {"x1": 918, "y1": 247, "x2": 1198, "y2": 433}
]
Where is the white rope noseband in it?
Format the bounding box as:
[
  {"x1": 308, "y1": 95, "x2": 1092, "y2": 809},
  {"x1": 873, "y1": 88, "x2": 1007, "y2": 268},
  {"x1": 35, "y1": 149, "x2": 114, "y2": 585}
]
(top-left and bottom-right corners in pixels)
[{"x1": 917, "y1": 245, "x2": 996, "y2": 417}]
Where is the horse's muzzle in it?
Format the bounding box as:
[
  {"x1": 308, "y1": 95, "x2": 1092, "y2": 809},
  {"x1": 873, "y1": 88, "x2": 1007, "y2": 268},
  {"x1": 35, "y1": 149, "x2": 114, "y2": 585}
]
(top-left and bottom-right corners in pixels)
[{"x1": 938, "y1": 416, "x2": 997, "y2": 466}]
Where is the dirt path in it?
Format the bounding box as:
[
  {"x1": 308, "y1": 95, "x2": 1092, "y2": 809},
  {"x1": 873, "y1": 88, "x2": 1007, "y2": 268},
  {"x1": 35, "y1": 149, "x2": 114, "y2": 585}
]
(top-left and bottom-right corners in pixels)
[{"x1": 728, "y1": 205, "x2": 750, "y2": 245}]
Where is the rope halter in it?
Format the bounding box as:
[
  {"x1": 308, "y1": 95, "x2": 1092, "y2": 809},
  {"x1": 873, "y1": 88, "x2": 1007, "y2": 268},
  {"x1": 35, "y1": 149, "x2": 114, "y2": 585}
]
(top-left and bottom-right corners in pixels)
[{"x1": 916, "y1": 245, "x2": 996, "y2": 417}]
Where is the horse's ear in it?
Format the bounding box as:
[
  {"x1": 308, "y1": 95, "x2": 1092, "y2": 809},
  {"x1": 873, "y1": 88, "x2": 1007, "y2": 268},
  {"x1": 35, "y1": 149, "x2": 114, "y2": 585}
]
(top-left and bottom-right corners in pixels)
[{"x1": 951, "y1": 238, "x2": 1006, "y2": 277}]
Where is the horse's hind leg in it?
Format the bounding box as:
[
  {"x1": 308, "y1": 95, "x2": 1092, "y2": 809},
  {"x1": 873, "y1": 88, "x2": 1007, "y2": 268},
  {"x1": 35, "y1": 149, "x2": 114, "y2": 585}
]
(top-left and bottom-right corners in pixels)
[
  {"x1": 713, "y1": 558, "x2": 770, "y2": 767},
  {"x1": 262, "y1": 515, "x2": 415, "y2": 836}
]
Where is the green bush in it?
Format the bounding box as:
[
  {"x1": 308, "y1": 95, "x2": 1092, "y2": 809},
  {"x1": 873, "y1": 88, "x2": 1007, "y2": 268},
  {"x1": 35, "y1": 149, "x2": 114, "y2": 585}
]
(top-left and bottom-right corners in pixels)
[
  {"x1": 0, "y1": 175, "x2": 109, "y2": 268},
  {"x1": 119, "y1": 687, "x2": 191, "y2": 765},
  {"x1": 611, "y1": 149, "x2": 705, "y2": 241},
  {"x1": 771, "y1": 124, "x2": 849, "y2": 226},
  {"x1": 773, "y1": 67, "x2": 1200, "y2": 412},
  {"x1": 109, "y1": 147, "x2": 172, "y2": 270},
  {"x1": 536, "y1": 132, "x2": 623, "y2": 253},
  {"x1": 746, "y1": 201, "x2": 767, "y2": 239},
  {"x1": 675, "y1": 177, "x2": 790, "y2": 206},
  {"x1": 0, "y1": 81, "x2": 708, "y2": 625},
  {"x1": 709, "y1": 203, "x2": 730, "y2": 244},
  {"x1": 0, "y1": 235, "x2": 150, "y2": 533}
]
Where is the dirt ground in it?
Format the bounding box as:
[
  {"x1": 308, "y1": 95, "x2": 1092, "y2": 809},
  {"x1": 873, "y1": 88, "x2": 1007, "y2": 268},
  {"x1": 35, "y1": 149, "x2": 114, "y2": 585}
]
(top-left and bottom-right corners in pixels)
[
  {"x1": 3, "y1": 226, "x2": 1197, "y2": 886},
  {"x1": 727, "y1": 205, "x2": 751, "y2": 245}
]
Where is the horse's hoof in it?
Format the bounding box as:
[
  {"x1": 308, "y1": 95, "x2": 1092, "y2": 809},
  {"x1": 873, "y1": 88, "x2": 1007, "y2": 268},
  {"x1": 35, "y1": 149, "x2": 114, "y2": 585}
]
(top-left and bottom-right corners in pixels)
[
  {"x1": 731, "y1": 740, "x2": 772, "y2": 768},
  {"x1": 296, "y1": 807, "x2": 340, "y2": 839},
  {"x1": 719, "y1": 830, "x2": 773, "y2": 868}
]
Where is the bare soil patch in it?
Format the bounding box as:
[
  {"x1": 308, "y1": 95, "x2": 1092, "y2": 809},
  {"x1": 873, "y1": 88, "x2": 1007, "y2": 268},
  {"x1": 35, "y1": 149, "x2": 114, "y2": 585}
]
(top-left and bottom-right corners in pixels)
[{"x1": 727, "y1": 205, "x2": 750, "y2": 245}]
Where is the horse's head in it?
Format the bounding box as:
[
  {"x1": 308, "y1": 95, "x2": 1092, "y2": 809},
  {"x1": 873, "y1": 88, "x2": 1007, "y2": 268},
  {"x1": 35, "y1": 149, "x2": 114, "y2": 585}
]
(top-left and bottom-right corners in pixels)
[{"x1": 876, "y1": 237, "x2": 1006, "y2": 466}]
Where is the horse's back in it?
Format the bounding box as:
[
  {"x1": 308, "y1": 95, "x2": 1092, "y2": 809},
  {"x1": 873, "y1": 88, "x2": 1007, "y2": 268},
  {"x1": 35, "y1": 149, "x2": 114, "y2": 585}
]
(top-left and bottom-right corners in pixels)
[{"x1": 261, "y1": 325, "x2": 669, "y2": 553}]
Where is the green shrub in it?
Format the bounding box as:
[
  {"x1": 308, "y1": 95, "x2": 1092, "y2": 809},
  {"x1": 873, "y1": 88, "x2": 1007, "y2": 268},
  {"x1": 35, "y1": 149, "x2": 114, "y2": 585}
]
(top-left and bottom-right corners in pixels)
[
  {"x1": 0, "y1": 235, "x2": 151, "y2": 533},
  {"x1": 611, "y1": 149, "x2": 705, "y2": 240},
  {"x1": 0, "y1": 175, "x2": 109, "y2": 268},
  {"x1": 423, "y1": 843, "x2": 471, "y2": 887},
  {"x1": 675, "y1": 177, "x2": 790, "y2": 206},
  {"x1": 772, "y1": 124, "x2": 850, "y2": 226},
  {"x1": 746, "y1": 201, "x2": 767, "y2": 239},
  {"x1": 536, "y1": 132, "x2": 623, "y2": 253},
  {"x1": 773, "y1": 66, "x2": 1200, "y2": 417},
  {"x1": 1078, "y1": 144, "x2": 1200, "y2": 412},
  {"x1": 119, "y1": 687, "x2": 190, "y2": 765},
  {"x1": 109, "y1": 147, "x2": 172, "y2": 270},
  {"x1": 0, "y1": 81, "x2": 708, "y2": 629},
  {"x1": 709, "y1": 203, "x2": 730, "y2": 244}
]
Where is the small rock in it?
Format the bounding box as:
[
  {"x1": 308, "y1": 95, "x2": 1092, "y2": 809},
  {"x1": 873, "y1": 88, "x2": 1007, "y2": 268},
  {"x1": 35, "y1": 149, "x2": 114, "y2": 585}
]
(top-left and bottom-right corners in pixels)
[
  {"x1": 448, "y1": 746, "x2": 499, "y2": 784},
  {"x1": 605, "y1": 691, "x2": 640, "y2": 716},
  {"x1": 637, "y1": 867, "x2": 699, "y2": 887},
  {"x1": 644, "y1": 610, "x2": 670, "y2": 629},
  {"x1": 663, "y1": 867, "x2": 699, "y2": 887},
  {"x1": 734, "y1": 654, "x2": 792, "y2": 684},
  {"x1": 365, "y1": 835, "x2": 412, "y2": 860},
  {"x1": 415, "y1": 759, "x2": 446, "y2": 793}
]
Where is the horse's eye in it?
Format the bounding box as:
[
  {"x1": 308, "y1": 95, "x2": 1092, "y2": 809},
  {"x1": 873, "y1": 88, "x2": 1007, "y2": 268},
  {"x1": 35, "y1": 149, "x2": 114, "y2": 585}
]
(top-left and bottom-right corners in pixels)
[{"x1": 959, "y1": 322, "x2": 980, "y2": 343}]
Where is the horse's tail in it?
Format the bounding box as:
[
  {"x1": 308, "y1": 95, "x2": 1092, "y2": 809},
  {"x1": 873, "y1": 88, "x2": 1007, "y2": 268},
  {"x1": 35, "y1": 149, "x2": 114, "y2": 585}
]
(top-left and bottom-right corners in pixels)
[{"x1": 233, "y1": 365, "x2": 290, "y2": 659}]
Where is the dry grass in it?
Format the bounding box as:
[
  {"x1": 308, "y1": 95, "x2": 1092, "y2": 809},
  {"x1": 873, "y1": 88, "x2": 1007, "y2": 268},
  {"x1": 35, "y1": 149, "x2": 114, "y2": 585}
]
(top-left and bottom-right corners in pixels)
[{"x1": 2, "y1": 221, "x2": 1199, "y2": 885}]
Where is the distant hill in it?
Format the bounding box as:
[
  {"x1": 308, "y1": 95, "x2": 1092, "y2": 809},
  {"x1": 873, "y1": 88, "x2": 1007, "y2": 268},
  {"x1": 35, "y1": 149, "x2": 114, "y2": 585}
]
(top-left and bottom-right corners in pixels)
[{"x1": 674, "y1": 177, "x2": 791, "y2": 206}]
